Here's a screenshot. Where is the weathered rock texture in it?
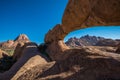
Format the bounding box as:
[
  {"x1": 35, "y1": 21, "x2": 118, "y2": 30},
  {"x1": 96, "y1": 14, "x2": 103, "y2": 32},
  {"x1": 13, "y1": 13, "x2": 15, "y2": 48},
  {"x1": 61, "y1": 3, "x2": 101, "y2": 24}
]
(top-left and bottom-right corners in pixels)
[
  {"x1": 45, "y1": 0, "x2": 120, "y2": 61},
  {"x1": 43, "y1": 0, "x2": 120, "y2": 79},
  {"x1": 0, "y1": 42, "x2": 47, "y2": 80},
  {"x1": 10, "y1": 47, "x2": 120, "y2": 80}
]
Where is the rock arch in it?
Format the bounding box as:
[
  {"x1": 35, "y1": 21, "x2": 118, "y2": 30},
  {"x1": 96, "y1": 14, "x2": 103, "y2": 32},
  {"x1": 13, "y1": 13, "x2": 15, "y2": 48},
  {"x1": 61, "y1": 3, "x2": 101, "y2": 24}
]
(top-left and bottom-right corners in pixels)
[{"x1": 45, "y1": 0, "x2": 120, "y2": 60}]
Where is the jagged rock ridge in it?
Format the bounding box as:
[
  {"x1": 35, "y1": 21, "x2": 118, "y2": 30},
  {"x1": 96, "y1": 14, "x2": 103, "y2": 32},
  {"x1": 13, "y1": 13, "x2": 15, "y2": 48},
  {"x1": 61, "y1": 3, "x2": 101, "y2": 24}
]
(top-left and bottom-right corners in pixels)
[
  {"x1": 0, "y1": 34, "x2": 30, "y2": 49},
  {"x1": 14, "y1": 34, "x2": 29, "y2": 42},
  {"x1": 0, "y1": 34, "x2": 30, "y2": 73},
  {"x1": 65, "y1": 35, "x2": 120, "y2": 47}
]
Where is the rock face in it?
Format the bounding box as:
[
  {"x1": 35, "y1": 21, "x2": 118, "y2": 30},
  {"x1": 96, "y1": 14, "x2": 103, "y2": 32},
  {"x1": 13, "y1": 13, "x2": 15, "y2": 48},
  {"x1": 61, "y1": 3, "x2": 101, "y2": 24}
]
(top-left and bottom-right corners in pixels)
[
  {"x1": 8, "y1": 47, "x2": 120, "y2": 80},
  {"x1": 45, "y1": 0, "x2": 120, "y2": 61},
  {"x1": 62, "y1": 0, "x2": 120, "y2": 34},
  {"x1": 65, "y1": 35, "x2": 120, "y2": 47},
  {"x1": 42, "y1": 0, "x2": 120, "y2": 79},
  {"x1": 0, "y1": 42, "x2": 47, "y2": 80},
  {"x1": 45, "y1": 0, "x2": 120, "y2": 44}
]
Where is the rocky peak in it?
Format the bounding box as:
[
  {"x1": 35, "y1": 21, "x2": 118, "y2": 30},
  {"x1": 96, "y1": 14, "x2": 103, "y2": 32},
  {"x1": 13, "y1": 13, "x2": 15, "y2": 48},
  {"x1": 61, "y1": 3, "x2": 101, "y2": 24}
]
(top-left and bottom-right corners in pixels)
[
  {"x1": 81, "y1": 35, "x2": 104, "y2": 40},
  {"x1": 65, "y1": 35, "x2": 120, "y2": 47},
  {"x1": 0, "y1": 34, "x2": 30, "y2": 49},
  {"x1": 14, "y1": 34, "x2": 30, "y2": 42}
]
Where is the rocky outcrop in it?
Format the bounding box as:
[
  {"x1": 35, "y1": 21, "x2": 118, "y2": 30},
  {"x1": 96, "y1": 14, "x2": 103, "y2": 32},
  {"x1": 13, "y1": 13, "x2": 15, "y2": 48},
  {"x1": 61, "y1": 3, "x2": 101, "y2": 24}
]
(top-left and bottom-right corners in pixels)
[
  {"x1": 0, "y1": 42, "x2": 47, "y2": 80},
  {"x1": 0, "y1": 40, "x2": 14, "y2": 48},
  {"x1": 0, "y1": 34, "x2": 30, "y2": 49},
  {"x1": 62, "y1": 0, "x2": 120, "y2": 34},
  {"x1": 45, "y1": 0, "x2": 120, "y2": 61},
  {"x1": 8, "y1": 47, "x2": 120, "y2": 80},
  {"x1": 46, "y1": 40, "x2": 69, "y2": 61},
  {"x1": 14, "y1": 34, "x2": 30, "y2": 42},
  {"x1": 45, "y1": 24, "x2": 65, "y2": 43},
  {"x1": 43, "y1": 0, "x2": 120, "y2": 79}
]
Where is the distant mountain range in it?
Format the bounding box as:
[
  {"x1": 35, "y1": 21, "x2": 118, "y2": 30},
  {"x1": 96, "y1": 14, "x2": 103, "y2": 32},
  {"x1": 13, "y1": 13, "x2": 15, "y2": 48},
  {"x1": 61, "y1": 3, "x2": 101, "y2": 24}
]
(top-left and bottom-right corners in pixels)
[{"x1": 65, "y1": 35, "x2": 120, "y2": 47}]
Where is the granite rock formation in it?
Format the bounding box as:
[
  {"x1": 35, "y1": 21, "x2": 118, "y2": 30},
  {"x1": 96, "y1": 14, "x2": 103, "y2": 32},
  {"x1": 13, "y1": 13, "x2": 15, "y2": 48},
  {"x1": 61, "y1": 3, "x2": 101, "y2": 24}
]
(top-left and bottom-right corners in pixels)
[
  {"x1": 0, "y1": 42, "x2": 47, "y2": 80},
  {"x1": 9, "y1": 47, "x2": 120, "y2": 80},
  {"x1": 1, "y1": 0, "x2": 120, "y2": 80},
  {"x1": 45, "y1": 0, "x2": 120, "y2": 61},
  {"x1": 43, "y1": 0, "x2": 120, "y2": 79}
]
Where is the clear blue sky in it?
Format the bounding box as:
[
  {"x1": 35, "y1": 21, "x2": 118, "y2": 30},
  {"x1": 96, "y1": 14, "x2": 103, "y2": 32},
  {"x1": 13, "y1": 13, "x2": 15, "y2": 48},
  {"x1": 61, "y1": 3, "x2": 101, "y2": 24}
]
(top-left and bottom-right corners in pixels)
[
  {"x1": 0, "y1": 0, "x2": 120, "y2": 44},
  {"x1": 0, "y1": 0, "x2": 68, "y2": 43},
  {"x1": 64, "y1": 26, "x2": 120, "y2": 41}
]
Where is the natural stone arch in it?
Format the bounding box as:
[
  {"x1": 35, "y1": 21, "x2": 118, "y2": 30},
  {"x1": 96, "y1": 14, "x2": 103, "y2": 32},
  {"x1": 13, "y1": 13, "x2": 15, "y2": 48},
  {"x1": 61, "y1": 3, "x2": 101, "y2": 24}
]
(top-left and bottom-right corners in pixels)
[{"x1": 45, "y1": 0, "x2": 120, "y2": 61}]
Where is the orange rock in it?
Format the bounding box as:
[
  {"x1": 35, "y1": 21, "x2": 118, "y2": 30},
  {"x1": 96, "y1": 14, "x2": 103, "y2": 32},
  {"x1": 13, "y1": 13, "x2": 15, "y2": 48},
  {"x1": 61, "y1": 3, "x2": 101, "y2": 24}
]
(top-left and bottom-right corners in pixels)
[{"x1": 45, "y1": 0, "x2": 120, "y2": 61}]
